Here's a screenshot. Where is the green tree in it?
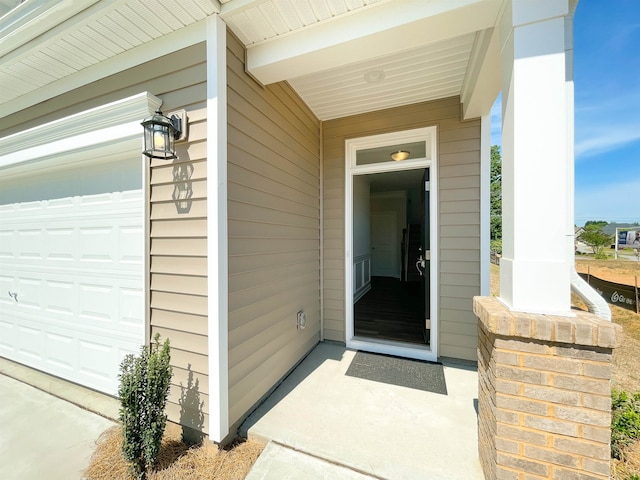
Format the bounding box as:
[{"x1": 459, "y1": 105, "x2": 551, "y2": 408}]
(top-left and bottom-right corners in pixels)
[
  {"x1": 578, "y1": 224, "x2": 613, "y2": 256},
  {"x1": 490, "y1": 145, "x2": 502, "y2": 253},
  {"x1": 584, "y1": 220, "x2": 608, "y2": 228}
]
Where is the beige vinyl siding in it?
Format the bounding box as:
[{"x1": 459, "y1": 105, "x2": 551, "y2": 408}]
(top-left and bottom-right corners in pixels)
[
  {"x1": 146, "y1": 46, "x2": 210, "y2": 433},
  {"x1": 226, "y1": 33, "x2": 321, "y2": 428},
  {"x1": 322, "y1": 96, "x2": 480, "y2": 360},
  {"x1": 0, "y1": 44, "x2": 211, "y2": 433}
]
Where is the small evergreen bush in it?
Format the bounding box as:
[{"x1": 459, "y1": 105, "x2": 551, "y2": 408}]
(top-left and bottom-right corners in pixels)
[
  {"x1": 611, "y1": 389, "x2": 640, "y2": 460},
  {"x1": 118, "y1": 334, "x2": 172, "y2": 479},
  {"x1": 490, "y1": 239, "x2": 502, "y2": 255}
]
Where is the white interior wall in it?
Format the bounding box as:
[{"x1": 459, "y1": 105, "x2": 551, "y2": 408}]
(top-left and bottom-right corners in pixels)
[
  {"x1": 352, "y1": 176, "x2": 371, "y2": 258},
  {"x1": 371, "y1": 191, "x2": 407, "y2": 278}
]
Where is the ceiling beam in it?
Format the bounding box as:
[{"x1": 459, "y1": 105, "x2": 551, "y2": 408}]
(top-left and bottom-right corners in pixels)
[
  {"x1": 244, "y1": 0, "x2": 501, "y2": 85},
  {"x1": 460, "y1": 27, "x2": 501, "y2": 120}
]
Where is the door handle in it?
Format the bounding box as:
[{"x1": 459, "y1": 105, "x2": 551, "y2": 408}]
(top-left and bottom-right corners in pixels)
[
  {"x1": 416, "y1": 255, "x2": 425, "y2": 276},
  {"x1": 415, "y1": 250, "x2": 430, "y2": 277}
]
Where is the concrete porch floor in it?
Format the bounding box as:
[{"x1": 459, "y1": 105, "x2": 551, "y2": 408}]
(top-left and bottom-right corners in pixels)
[{"x1": 241, "y1": 342, "x2": 484, "y2": 480}]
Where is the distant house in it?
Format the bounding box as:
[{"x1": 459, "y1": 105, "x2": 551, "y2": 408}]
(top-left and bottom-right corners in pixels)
[
  {"x1": 602, "y1": 223, "x2": 638, "y2": 235},
  {"x1": 574, "y1": 225, "x2": 589, "y2": 253},
  {"x1": 0, "y1": 0, "x2": 586, "y2": 448}
]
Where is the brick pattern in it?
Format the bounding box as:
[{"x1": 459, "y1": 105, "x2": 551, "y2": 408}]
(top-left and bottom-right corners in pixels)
[{"x1": 475, "y1": 297, "x2": 622, "y2": 480}]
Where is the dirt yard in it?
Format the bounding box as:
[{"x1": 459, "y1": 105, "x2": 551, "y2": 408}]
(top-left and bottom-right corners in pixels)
[
  {"x1": 575, "y1": 258, "x2": 640, "y2": 289},
  {"x1": 575, "y1": 259, "x2": 640, "y2": 393},
  {"x1": 85, "y1": 423, "x2": 263, "y2": 480}
]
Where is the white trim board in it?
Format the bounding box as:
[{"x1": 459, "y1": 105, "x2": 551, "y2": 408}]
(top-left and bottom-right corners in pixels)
[
  {"x1": 0, "y1": 92, "x2": 162, "y2": 177},
  {"x1": 345, "y1": 126, "x2": 439, "y2": 362},
  {"x1": 206, "y1": 14, "x2": 229, "y2": 444}
]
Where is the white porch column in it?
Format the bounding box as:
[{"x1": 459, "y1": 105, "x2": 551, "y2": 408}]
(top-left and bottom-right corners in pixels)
[
  {"x1": 206, "y1": 14, "x2": 229, "y2": 442},
  {"x1": 499, "y1": 0, "x2": 573, "y2": 315}
]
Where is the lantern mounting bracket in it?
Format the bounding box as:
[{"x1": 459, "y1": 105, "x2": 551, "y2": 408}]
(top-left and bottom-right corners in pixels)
[{"x1": 167, "y1": 109, "x2": 188, "y2": 143}]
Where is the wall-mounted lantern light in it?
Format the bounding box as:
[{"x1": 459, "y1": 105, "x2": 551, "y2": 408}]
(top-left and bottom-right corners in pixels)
[{"x1": 141, "y1": 109, "x2": 187, "y2": 160}]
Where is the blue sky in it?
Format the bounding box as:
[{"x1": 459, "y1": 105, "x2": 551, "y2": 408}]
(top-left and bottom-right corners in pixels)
[{"x1": 490, "y1": 1, "x2": 640, "y2": 226}]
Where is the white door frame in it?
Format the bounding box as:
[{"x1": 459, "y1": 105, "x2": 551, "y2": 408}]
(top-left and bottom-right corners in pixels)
[{"x1": 345, "y1": 126, "x2": 438, "y2": 362}]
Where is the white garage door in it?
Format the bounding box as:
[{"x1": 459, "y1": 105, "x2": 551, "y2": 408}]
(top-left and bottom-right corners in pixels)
[{"x1": 0, "y1": 158, "x2": 145, "y2": 395}]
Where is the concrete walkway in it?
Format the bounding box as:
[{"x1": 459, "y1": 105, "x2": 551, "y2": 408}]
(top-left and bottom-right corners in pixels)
[
  {"x1": 0, "y1": 375, "x2": 114, "y2": 480},
  {"x1": 242, "y1": 342, "x2": 483, "y2": 480}
]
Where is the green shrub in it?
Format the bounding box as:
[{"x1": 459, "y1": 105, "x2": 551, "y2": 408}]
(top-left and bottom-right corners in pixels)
[
  {"x1": 594, "y1": 250, "x2": 609, "y2": 260},
  {"x1": 490, "y1": 239, "x2": 502, "y2": 255},
  {"x1": 611, "y1": 389, "x2": 640, "y2": 460},
  {"x1": 118, "y1": 334, "x2": 172, "y2": 479}
]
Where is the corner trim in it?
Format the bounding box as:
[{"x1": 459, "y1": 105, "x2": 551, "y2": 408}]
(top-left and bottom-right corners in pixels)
[{"x1": 206, "y1": 14, "x2": 229, "y2": 443}]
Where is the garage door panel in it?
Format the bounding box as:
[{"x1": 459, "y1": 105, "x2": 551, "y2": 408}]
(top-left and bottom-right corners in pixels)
[
  {"x1": 0, "y1": 320, "x2": 16, "y2": 353},
  {"x1": 45, "y1": 332, "x2": 76, "y2": 371},
  {"x1": 0, "y1": 187, "x2": 144, "y2": 395},
  {"x1": 79, "y1": 283, "x2": 115, "y2": 321},
  {"x1": 120, "y1": 287, "x2": 144, "y2": 327},
  {"x1": 0, "y1": 229, "x2": 12, "y2": 257},
  {"x1": 47, "y1": 228, "x2": 76, "y2": 260},
  {"x1": 78, "y1": 339, "x2": 115, "y2": 385},
  {"x1": 16, "y1": 277, "x2": 43, "y2": 309},
  {"x1": 18, "y1": 324, "x2": 44, "y2": 360},
  {"x1": 80, "y1": 227, "x2": 117, "y2": 262},
  {"x1": 120, "y1": 225, "x2": 144, "y2": 263},
  {"x1": 18, "y1": 230, "x2": 42, "y2": 259},
  {"x1": 47, "y1": 280, "x2": 75, "y2": 315}
]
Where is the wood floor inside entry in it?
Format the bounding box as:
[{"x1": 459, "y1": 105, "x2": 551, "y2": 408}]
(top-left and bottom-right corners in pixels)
[{"x1": 354, "y1": 276, "x2": 426, "y2": 345}]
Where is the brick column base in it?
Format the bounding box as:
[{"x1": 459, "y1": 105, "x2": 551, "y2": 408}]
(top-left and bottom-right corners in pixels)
[{"x1": 474, "y1": 296, "x2": 622, "y2": 480}]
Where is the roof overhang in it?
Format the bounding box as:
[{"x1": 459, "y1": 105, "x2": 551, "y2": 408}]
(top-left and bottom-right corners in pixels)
[
  {"x1": 0, "y1": 0, "x2": 503, "y2": 123},
  {"x1": 235, "y1": 0, "x2": 499, "y2": 85}
]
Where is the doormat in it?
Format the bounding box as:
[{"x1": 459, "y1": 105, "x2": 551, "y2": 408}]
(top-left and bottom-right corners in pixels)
[{"x1": 345, "y1": 351, "x2": 447, "y2": 395}]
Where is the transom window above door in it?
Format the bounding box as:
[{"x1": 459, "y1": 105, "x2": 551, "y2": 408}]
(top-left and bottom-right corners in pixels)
[
  {"x1": 348, "y1": 126, "x2": 436, "y2": 173},
  {"x1": 356, "y1": 141, "x2": 427, "y2": 166}
]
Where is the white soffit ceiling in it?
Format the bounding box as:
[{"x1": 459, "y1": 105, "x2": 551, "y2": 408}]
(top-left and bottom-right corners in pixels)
[
  {"x1": 0, "y1": 0, "x2": 219, "y2": 111},
  {"x1": 0, "y1": 0, "x2": 497, "y2": 121},
  {"x1": 220, "y1": 0, "x2": 492, "y2": 120},
  {"x1": 220, "y1": 0, "x2": 387, "y2": 46},
  {"x1": 288, "y1": 33, "x2": 475, "y2": 120}
]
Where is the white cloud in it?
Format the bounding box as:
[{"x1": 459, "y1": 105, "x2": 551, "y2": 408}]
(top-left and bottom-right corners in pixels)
[
  {"x1": 574, "y1": 125, "x2": 640, "y2": 159},
  {"x1": 575, "y1": 178, "x2": 640, "y2": 224},
  {"x1": 575, "y1": 89, "x2": 640, "y2": 159}
]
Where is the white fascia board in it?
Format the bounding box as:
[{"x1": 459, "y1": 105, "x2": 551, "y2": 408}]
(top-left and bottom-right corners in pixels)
[
  {"x1": 244, "y1": 0, "x2": 501, "y2": 85},
  {"x1": 220, "y1": 0, "x2": 268, "y2": 15},
  {"x1": 0, "y1": 92, "x2": 161, "y2": 171},
  {"x1": 461, "y1": 27, "x2": 501, "y2": 120},
  {"x1": 206, "y1": 14, "x2": 229, "y2": 444},
  {"x1": 511, "y1": 0, "x2": 568, "y2": 27},
  {"x1": 1, "y1": 19, "x2": 206, "y2": 120}
]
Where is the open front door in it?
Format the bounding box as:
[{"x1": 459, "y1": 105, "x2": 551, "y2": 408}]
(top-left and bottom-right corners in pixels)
[
  {"x1": 418, "y1": 168, "x2": 431, "y2": 344},
  {"x1": 345, "y1": 127, "x2": 438, "y2": 362}
]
